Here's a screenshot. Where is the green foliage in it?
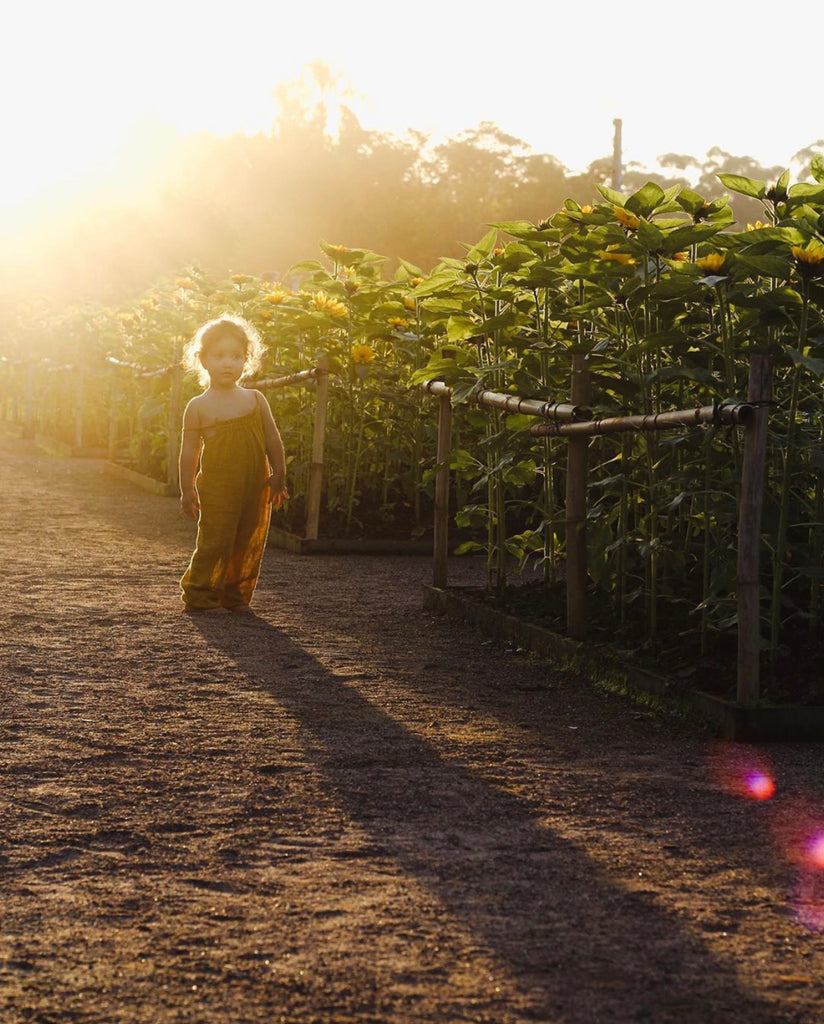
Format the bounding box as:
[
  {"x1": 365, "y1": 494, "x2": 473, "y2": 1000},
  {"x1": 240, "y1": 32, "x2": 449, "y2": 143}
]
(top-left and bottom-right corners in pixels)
[{"x1": 10, "y1": 162, "x2": 824, "y2": 685}]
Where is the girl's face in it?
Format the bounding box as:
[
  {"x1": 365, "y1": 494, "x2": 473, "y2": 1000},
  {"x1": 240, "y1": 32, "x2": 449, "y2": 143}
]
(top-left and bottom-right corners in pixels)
[{"x1": 201, "y1": 335, "x2": 246, "y2": 386}]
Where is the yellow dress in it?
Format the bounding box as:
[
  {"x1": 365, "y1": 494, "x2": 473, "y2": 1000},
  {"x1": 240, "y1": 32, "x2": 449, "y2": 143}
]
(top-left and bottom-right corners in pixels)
[{"x1": 181, "y1": 406, "x2": 271, "y2": 609}]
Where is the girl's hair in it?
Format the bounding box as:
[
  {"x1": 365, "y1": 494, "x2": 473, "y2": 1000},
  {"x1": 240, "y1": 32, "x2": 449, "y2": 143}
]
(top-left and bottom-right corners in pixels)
[{"x1": 182, "y1": 314, "x2": 265, "y2": 387}]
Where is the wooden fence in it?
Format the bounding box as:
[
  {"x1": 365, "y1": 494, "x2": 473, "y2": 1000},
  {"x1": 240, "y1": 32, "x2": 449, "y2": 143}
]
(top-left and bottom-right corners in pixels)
[
  {"x1": 423, "y1": 353, "x2": 771, "y2": 708},
  {"x1": 2, "y1": 352, "x2": 331, "y2": 542}
]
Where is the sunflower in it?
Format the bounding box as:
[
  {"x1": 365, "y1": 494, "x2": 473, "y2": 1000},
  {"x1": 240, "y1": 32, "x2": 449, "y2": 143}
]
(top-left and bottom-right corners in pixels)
[
  {"x1": 695, "y1": 252, "x2": 726, "y2": 273},
  {"x1": 597, "y1": 248, "x2": 635, "y2": 266},
  {"x1": 312, "y1": 291, "x2": 348, "y2": 317},
  {"x1": 791, "y1": 244, "x2": 824, "y2": 266},
  {"x1": 351, "y1": 344, "x2": 376, "y2": 364},
  {"x1": 613, "y1": 206, "x2": 640, "y2": 230}
]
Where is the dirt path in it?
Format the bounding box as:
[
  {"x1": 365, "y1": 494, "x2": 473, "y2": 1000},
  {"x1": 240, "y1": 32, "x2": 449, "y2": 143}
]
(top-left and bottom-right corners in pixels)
[{"x1": 1, "y1": 428, "x2": 824, "y2": 1024}]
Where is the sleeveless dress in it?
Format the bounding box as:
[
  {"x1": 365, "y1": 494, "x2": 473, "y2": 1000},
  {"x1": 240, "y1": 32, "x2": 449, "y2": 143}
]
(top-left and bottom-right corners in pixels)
[{"x1": 180, "y1": 405, "x2": 271, "y2": 609}]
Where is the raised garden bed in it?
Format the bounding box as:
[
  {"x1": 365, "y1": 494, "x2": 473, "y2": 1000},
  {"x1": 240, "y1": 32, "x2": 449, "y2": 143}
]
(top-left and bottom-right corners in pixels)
[
  {"x1": 104, "y1": 461, "x2": 178, "y2": 497},
  {"x1": 423, "y1": 582, "x2": 824, "y2": 741}
]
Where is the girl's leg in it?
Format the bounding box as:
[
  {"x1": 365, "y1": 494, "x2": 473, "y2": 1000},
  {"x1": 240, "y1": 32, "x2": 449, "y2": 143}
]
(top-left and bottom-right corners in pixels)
[
  {"x1": 220, "y1": 489, "x2": 271, "y2": 608},
  {"x1": 180, "y1": 501, "x2": 241, "y2": 609}
]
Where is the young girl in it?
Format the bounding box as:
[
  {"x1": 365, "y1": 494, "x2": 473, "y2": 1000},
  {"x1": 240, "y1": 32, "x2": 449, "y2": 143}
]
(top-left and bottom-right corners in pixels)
[{"x1": 179, "y1": 314, "x2": 287, "y2": 613}]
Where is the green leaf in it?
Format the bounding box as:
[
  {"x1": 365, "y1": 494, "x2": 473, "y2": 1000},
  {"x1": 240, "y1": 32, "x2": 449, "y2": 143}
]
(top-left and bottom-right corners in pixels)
[
  {"x1": 625, "y1": 182, "x2": 666, "y2": 217},
  {"x1": 736, "y1": 253, "x2": 791, "y2": 278},
  {"x1": 811, "y1": 154, "x2": 824, "y2": 184},
  {"x1": 717, "y1": 173, "x2": 767, "y2": 199},
  {"x1": 454, "y1": 540, "x2": 486, "y2": 555},
  {"x1": 479, "y1": 310, "x2": 519, "y2": 333},
  {"x1": 676, "y1": 188, "x2": 706, "y2": 215},
  {"x1": 466, "y1": 227, "x2": 498, "y2": 261},
  {"x1": 596, "y1": 184, "x2": 627, "y2": 206},
  {"x1": 648, "y1": 365, "x2": 715, "y2": 386},
  {"x1": 787, "y1": 346, "x2": 824, "y2": 379},
  {"x1": 503, "y1": 459, "x2": 538, "y2": 487},
  {"x1": 419, "y1": 297, "x2": 466, "y2": 315},
  {"x1": 284, "y1": 259, "x2": 327, "y2": 277},
  {"x1": 517, "y1": 264, "x2": 563, "y2": 288},
  {"x1": 504, "y1": 413, "x2": 536, "y2": 432},
  {"x1": 637, "y1": 217, "x2": 665, "y2": 252},
  {"x1": 489, "y1": 220, "x2": 550, "y2": 240},
  {"x1": 732, "y1": 286, "x2": 803, "y2": 310},
  {"x1": 397, "y1": 257, "x2": 424, "y2": 278},
  {"x1": 451, "y1": 378, "x2": 483, "y2": 404},
  {"x1": 728, "y1": 226, "x2": 807, "y2": 245},
  {"x1": 319, "y1": 241, "x2": 370, "y2": 266},
  {"x1": 649, "y1": 276, "x2": 697, "y2": 300},
  {"x1": 662, "y1": 222, "x2": 723, "y2": 253},
  {"x1": 411, "y1": 271, "x2": 461, "y2": 298},
  {"x1": 787, "y1": 183, "x2": 824, "y2": 207},
  {"x1": 446, "y1": 316, "x2": 481, "y2": 343}
]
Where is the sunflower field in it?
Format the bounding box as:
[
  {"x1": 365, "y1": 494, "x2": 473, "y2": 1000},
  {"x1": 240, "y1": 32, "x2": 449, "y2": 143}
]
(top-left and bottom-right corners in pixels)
[{"x1": 5, "y1": 163, "x2": 824, "y2": 699}]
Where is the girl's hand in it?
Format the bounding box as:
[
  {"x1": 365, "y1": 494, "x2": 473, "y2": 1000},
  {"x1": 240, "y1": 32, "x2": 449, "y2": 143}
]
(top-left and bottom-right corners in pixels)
[
  {"x1": 180, "y1": 491, "x2": 200, "y2": 521},
  {"x1": 266, "y1": 476, "x2": 289, "y2": 510}
]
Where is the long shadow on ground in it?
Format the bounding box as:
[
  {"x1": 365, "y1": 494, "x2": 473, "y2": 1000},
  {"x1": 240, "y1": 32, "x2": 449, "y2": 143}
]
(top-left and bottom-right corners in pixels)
[{"x1": 191, "y1": 612, "x2": 786, "y2": 1024}]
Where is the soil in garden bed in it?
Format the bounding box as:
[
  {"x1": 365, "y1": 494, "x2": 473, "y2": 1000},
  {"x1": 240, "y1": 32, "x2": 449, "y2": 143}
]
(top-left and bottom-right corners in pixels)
[{"x1": 460, "y1": 578, "x2": 824, "y2": 707}]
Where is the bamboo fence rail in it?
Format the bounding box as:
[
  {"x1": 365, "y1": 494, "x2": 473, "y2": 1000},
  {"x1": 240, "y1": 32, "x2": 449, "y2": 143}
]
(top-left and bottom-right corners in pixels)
[{"x1": 423, "y1": 354, "x2": 770, "y2": 707}]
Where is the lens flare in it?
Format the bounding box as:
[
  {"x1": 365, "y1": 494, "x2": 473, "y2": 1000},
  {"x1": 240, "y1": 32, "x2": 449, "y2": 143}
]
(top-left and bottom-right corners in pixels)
[
  {"x1": 745, "y1": 771, "x2": 776, "y2": 801},
  {"x1": 706, "y1": 742, "x2": 776, "y2": 801},
  {"x1": 805, "y1": 831, "x2": 824, "y2": 870}
]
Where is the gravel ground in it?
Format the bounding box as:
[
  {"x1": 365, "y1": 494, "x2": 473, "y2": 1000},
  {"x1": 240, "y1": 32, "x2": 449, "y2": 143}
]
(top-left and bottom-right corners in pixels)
[{"x1": 2, "y1": 427, "x2": 824, "y2": 1024}]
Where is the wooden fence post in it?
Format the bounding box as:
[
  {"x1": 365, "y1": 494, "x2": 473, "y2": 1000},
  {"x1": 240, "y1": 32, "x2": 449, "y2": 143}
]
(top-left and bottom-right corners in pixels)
[
  {"x1": 167, "y1": 344, "x2": 183, "y2": 489},
  {"x1": 23, "y1": 361, "x2": 35, "y2": 439},
  {"x1": 433, "y1": 391, "x2": 453, "y2": 589},
  {"x1": 74, "y1": 359, "x2": 84, "y2": 452},
  {"x1": 566, "y1": 353, "x2": 591, "y2": 640},
  {"x1": 737, "y1": 353, "x2": 771, "y2": 708},
  {"x1": 108, "y1": 365, "x2": 119, "y2": 462},
  {"x1": 304, "y1": 357, "x2": 330, "y2": 541}
]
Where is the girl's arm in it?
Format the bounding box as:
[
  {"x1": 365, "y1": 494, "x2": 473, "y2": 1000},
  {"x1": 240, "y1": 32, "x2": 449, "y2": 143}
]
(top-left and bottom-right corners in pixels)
[
  {"x1": 255, "y1": 391, "x2": 288, "y2": 507},
  {"x1": 179, "y1": 399, "x2": 202, "y2": 520}
]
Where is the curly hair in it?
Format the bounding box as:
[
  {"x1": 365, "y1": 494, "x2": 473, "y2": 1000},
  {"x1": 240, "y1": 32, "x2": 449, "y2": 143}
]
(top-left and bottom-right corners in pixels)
[{"x1": 182, "y1": 314, "x2": 265, "y2": 387}]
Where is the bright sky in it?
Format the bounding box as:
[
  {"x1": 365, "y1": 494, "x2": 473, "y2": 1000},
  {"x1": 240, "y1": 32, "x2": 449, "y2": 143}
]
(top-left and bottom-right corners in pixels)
[{"x1": 4, "y1": 0, "x2": 824, "y2": 215}]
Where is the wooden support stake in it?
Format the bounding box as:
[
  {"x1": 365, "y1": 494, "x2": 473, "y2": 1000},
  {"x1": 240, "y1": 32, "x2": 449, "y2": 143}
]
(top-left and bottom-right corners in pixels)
[
  {"x1": 305, "y1": 357, "x2": 330, "y2": 541},
  {"x1": 566, "y1": 354, "x2": 591, "y2": 640},
  {"x1": 108, "y1": 365, "x2": 120, "y2": 462},
  {"x1": 167, "y1": 343, "x2": 183, "y2": 488},
  {"x1": 74, "y1": 359, "x2": 84, "y2": 451},
  {"x1": 433, "y1": 391, "x2": 453, "y2": 590},
  {"x1": 23, "y1": 362, "x2": 35, "y2": 439},
  {"x1": 737, "y1": 354, "x2": 771, "y2": 708}
]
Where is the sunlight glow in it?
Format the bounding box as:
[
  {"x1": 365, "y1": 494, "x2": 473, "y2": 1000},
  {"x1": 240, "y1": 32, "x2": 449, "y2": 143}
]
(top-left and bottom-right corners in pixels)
[{"x1": 3, "y1": 0, "x2": 824, "y2": 215}]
